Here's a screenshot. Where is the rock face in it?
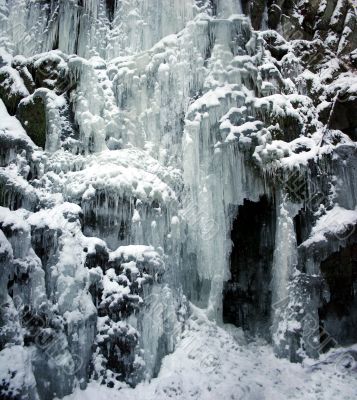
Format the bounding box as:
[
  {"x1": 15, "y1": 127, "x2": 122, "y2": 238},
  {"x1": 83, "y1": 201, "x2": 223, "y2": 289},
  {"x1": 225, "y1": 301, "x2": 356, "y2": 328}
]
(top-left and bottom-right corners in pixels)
[
  {"x1": 329, "y1": 95, "x2": 357, "y2": 140},
  {"x1": 0, "y1": 0, "x2": 356, "y2": 399},
  {"x1": 244, "y1": 0, "x2": 357, "y2": 63},
  {"x1": 16, "y1": 94, "x2": 47, "y2": 148},
  {"x1": 0, "y1": 66, "x2": 29, "y2": 115}
]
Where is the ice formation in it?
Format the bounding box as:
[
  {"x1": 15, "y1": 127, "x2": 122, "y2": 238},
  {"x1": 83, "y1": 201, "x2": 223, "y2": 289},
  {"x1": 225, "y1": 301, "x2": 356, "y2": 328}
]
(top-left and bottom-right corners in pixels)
[{"x1": 0, "y1": 0, "x2": 356, "y2": 399}]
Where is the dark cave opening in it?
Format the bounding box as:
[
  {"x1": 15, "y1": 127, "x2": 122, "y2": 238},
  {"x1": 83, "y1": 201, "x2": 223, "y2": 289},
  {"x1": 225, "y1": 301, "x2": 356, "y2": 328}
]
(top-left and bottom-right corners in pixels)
[
  {"x1": 319, "y1": 243, "x2": 357, "y2": 348},
  {"x1": 294, "y1": 213, "x2": 303, "y2": 246},
  {"x1": 223, "y1": 195, "x2": 276, "y2": 339},
  {"x1": 293, "y1": 208, "x2": 314, "y2": 248},
  {"x1": 106, "y1": 0, "x2": 116, "y2": 22}
]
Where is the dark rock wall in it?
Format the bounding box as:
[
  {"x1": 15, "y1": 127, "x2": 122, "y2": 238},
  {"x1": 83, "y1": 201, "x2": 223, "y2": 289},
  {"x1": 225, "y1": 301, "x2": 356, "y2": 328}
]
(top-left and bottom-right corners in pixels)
[
  {"x1": 319, "y1": 243, "x2": 357, "y2": 347},
  {"x1": 244, "y1": 0, "x2": 357, "y2": 66}
]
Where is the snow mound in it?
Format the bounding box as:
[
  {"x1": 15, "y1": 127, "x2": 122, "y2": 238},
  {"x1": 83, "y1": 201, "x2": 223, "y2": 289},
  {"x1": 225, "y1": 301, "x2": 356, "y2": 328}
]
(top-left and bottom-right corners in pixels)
[
  {"x1": 63, "y1": 310, "x2": 357, "y2": 400},
  {"x1": 44, "y1": 149, "x2": 180, "y2": 206}
]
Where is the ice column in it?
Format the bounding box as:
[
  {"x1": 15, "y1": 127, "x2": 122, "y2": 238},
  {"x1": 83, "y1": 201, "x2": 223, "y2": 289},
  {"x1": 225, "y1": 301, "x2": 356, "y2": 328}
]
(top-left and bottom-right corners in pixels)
[
  {"x1": 216, "y1": 0, "x2": 243, "y2": 18},
  {"x1": 271, "y1": 194, "x2": 299, "y2": 353}
]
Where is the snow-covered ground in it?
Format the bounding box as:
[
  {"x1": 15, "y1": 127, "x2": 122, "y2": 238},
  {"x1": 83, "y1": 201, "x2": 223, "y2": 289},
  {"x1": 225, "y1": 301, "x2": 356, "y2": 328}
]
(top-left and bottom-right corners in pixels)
[{"x1": 64, "y1": 306, "x2": 357, "y2": 400}]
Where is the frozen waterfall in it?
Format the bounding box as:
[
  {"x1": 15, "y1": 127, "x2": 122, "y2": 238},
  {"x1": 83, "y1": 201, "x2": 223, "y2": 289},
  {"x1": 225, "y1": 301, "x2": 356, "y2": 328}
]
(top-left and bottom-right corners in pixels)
[{"x1": 0, "y1": 0, "x2": 357, "y2": 399}]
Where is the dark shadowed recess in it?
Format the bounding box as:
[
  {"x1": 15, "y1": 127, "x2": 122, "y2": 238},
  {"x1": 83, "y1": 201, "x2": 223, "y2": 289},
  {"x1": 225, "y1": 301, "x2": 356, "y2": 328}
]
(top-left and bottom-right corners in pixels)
[
  {"x1": 106, "y1": 0, "x2": 116, "y2": 22},
  {"x1": 319, "y1": 243, "x2": 357, "y2": 350},
  {"x1": 223, "y1": 195, "x2": 276, "y2": 340}
]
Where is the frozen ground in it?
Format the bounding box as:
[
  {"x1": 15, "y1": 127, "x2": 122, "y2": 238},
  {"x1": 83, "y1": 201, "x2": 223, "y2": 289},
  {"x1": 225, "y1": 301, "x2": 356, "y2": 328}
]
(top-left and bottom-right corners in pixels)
[{"x1": 63, "y1": 306, "x2": 357, "y2": 400}]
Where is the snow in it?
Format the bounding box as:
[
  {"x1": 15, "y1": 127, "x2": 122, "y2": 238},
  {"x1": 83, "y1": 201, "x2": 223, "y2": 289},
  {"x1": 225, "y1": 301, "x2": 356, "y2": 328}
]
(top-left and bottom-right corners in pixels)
[
  {"x1": 0, "y1": 346, "x2": 37, "y2": 399},
  {"x1": 188, "y1": 86, "x2": 233, "y2": 113},
  {"x1": 0, "y1": 163, "x2": 38, "y2": 210},
  {"x1": 302, "y1": 206, "x2": 357, "y2": 247},
  {"x1": 27, "y1": 202, "x2": 82, "y2": 230},
  {"x1": 110, "y1": 245, "x2": 164, "y2": 273},
  {"x1": 0, "y1": 99, "x2": 35, "y2": 146},
  {"x1": 0, "y1": 65, "x2": 29, "y2": 97},
  {"x1": 63, "y1": 150, "x2": 177, "y2": 205},
  {"x1": 0, "y1": 228, "x2": 13, "y2": 258},
  {"x1": 0, "y1": 206, "x2": 29, "y2": 231},
  {"x1": 102, "y1": 274, "x2": 130, "y2": 299},
  {"x1": 326, "y1": 73, "x2": 357, "y2": 99},
  {"x1": 63, "y1": 308, "x2": 357, "y2": 400},
  {"x1": 330, "y1": 0, "x2": 346, "y2": 26}
]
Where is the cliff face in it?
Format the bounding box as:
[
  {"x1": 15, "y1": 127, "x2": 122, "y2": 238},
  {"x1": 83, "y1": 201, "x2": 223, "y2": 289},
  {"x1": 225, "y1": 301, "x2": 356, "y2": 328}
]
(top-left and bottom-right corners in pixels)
[
  {"x1": 244, "y1": 0, "x2": 357, "y2": 61},
  {"x1": 0, "y1": 1, "x2": 356, "y2": 399},
  {"x1": 243, "y1": 0, "x2": 357, "y2": 139}
]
